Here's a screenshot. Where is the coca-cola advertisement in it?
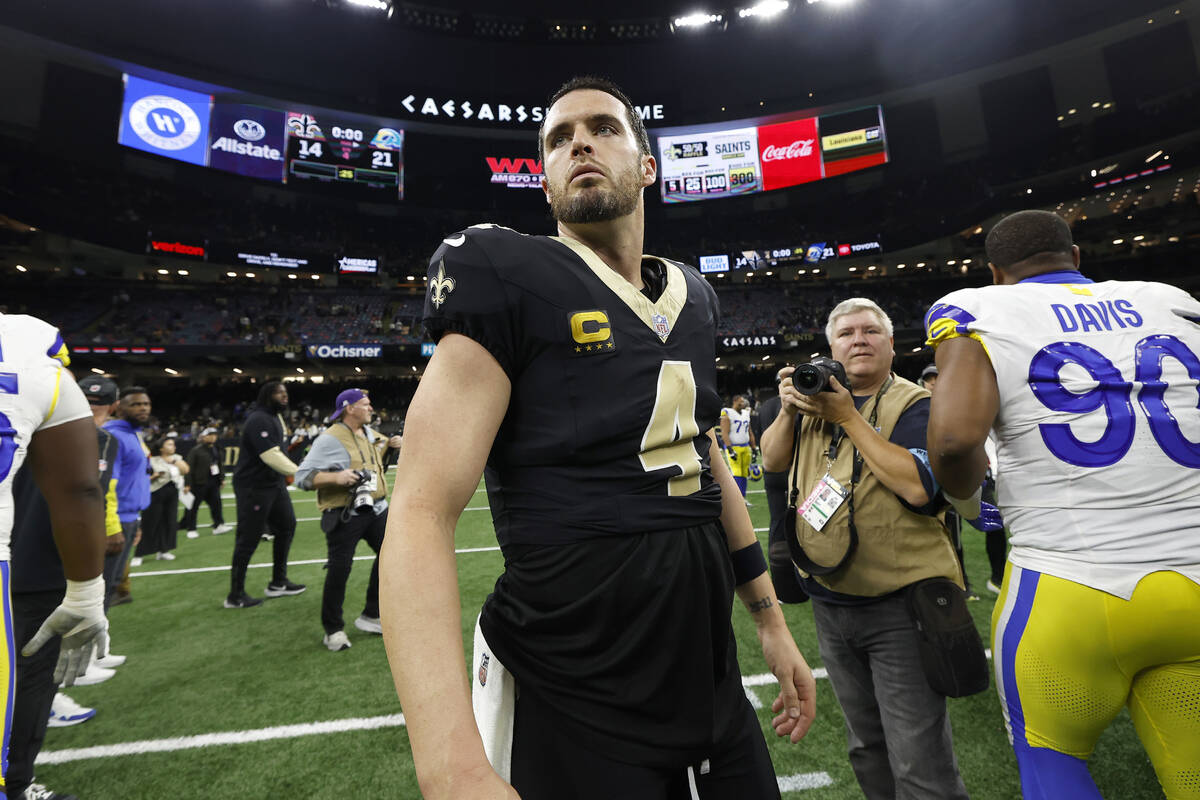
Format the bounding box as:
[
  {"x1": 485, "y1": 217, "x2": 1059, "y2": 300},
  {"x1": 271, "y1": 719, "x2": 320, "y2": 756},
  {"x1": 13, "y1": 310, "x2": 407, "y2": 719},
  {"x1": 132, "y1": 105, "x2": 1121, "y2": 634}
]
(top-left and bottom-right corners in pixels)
[{"x1": 757, "y1": 117, "x2": 823, "y2": 191}]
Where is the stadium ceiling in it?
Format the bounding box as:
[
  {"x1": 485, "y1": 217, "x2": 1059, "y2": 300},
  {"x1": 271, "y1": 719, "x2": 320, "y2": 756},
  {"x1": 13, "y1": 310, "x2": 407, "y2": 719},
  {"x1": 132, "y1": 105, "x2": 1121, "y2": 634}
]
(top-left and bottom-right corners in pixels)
[{"x1": 2, "y1": 0, "x2": 1179, "y2": 124}]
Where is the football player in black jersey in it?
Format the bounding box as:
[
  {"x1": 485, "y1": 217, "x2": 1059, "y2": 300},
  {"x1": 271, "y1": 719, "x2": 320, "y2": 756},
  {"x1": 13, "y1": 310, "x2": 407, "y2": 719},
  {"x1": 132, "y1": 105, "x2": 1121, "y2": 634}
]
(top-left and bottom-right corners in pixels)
[{"x1": 381, "y1": 77, "x2": 816, "y2": 800}]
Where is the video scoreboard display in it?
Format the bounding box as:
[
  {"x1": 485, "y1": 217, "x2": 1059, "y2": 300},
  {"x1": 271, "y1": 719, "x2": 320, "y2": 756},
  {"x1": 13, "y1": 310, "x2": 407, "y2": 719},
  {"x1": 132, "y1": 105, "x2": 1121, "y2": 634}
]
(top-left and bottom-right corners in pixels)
[
  {"x1": 117, "y1": 71, "x2": 407, "y2": 200},
  {"x1": 655, "y1": 106, "x2": 887, "y2": 203},
  {"x1": 286, "y1": 112, "x2": 404, "y2": 198}
]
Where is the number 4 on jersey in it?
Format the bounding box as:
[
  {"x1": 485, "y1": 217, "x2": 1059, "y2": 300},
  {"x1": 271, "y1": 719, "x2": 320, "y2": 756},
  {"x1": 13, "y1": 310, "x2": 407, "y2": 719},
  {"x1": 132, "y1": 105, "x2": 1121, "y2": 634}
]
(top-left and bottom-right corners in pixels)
[{"x1": 639, "y1": 361, "x2": 702, "y2": 497}]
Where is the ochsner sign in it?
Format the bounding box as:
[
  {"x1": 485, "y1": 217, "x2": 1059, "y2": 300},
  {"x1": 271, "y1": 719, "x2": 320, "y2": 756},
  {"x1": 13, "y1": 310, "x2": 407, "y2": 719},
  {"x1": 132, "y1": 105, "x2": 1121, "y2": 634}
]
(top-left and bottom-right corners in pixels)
[{"x1": 306, "y1": 344, "x2": 383, "y2": 359}]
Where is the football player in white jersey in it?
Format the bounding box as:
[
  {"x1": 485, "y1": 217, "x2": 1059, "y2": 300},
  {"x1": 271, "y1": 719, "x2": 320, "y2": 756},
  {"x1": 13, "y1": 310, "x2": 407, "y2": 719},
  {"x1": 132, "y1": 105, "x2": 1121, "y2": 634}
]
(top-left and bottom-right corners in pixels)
[
  {"x1": 924, "y1": 210, "x2": 1200, "y2": 800},
  {"x1": 720, "y1": 395, "x2": 757, "y2": 499},
  {"x1": 0, "y1": 313, "x2": 108, "y2": 798}
]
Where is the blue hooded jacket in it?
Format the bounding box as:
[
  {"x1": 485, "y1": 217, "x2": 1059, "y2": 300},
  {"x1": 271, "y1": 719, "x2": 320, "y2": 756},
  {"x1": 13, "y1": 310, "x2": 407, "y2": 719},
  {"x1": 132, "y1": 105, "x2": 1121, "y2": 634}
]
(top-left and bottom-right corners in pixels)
[{"x1": 103, "y1": 418, "x2": 151, "y2": 522}]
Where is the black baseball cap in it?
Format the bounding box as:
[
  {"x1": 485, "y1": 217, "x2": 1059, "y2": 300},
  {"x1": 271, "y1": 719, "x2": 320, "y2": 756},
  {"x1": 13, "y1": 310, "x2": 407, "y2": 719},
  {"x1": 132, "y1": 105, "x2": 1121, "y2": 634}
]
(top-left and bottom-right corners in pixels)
[{"x1": 78, "y1": 375, "x2": 118, "y2": 405}]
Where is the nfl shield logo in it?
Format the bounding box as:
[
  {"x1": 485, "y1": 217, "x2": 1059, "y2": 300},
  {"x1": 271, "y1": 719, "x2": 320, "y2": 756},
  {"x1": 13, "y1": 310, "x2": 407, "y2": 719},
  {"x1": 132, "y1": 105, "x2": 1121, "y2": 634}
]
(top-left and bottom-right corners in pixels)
[
  {"x1": 652, "y1": 313, "x2": 670, "y2": 340},
  {"x1": 478, "y1": 652, "x2": 490, "y2": 687}
]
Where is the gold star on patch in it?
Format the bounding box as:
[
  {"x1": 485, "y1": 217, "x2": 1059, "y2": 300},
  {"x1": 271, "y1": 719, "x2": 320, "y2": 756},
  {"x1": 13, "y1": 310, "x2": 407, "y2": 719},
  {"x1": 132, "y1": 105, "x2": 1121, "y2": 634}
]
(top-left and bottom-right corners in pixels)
[{"x1": 574, "y1": 346, "x2": 582, "y2": 353}]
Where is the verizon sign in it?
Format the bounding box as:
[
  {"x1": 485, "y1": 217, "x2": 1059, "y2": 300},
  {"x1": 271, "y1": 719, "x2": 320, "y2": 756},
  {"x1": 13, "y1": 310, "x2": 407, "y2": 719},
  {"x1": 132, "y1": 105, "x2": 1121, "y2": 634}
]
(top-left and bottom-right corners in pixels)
[
  {"x1": 487, "y1": 157, "x2": 543, "y2": 189},
  {"x1": 757, "y1": 118, "x2": 822, "y2": 191}
]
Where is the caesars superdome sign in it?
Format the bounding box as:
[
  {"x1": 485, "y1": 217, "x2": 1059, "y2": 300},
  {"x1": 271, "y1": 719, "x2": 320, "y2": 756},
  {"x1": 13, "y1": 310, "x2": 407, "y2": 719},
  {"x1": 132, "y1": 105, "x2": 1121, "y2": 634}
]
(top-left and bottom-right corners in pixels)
[{"x1": 395, "y1": 92, "x2": 666, "y2": 127}]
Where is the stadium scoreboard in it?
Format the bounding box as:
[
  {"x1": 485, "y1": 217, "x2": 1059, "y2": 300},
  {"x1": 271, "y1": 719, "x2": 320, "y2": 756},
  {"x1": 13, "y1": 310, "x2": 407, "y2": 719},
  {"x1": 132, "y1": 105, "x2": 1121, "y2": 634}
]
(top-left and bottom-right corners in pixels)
[{"x1": 286, "y1": 112, "x2": 404, "y2": 198}]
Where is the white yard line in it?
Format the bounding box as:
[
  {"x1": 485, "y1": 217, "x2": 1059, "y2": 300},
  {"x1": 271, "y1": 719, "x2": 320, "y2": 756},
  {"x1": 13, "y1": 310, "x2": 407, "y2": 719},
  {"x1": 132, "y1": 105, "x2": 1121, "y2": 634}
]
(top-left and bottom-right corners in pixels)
[
  {"x1": 37, "y1": 714, "x2": 407, "y2": 765},
  {"x1": 132, "y1": 546, "x2": 501, "y2": 578},
  {"x1": 778, "y1": 772, "x2": 835, "y2": 792}
]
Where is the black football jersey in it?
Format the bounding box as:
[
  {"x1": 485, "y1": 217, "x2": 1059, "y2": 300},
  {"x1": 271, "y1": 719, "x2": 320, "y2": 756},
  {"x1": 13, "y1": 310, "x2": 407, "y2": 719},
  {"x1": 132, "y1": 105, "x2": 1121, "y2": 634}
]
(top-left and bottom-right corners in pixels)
[
  {"x1": 423, "y1": 225, "x2": 750, "y2": 767},
  {"x1": 423, "y1": 224, "x2": 724, "y2": 547}
]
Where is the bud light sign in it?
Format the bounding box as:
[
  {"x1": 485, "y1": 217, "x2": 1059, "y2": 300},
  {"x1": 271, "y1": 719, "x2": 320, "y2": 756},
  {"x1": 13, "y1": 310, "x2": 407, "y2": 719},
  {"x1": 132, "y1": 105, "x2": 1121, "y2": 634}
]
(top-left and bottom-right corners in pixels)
[
  {"x1": 119, "y1": 74, "x2": 212, "y2": 166},
  {"x1": 209, "y1": 103, "x2": 286, "y2": 181}
]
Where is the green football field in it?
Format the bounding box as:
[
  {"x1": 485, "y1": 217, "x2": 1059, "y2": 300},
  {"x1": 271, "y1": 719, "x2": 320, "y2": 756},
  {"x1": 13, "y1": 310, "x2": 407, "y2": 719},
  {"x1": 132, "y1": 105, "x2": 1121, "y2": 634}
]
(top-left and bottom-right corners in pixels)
[{"x1": 34, "y1": 484, "x2": 1165, "y2": 799}]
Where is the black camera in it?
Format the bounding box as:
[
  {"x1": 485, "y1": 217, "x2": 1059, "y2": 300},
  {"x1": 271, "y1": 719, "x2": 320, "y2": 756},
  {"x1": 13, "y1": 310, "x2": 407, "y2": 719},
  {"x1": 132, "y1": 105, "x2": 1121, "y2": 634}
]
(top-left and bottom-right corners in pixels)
[
  {"x1": 350, "y1": 469, "x2": 376, "y2": 513},
  {"x1": 792, "y1": 357, "x2": 848, "y2": 396}
]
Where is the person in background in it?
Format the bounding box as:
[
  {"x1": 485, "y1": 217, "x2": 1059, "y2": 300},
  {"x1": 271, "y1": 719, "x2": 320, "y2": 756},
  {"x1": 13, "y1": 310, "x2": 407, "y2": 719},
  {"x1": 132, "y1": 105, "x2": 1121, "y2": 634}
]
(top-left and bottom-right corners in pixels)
[
  {"x1": 180, "y1": 427, "x2": 231, "y2": 538},
  {"x1": 226, "y1": 381, "x2": 305, "y2": 609},
  {"x1": 103, "y1": 386, "x2": 153, "y2": 607},
  {"x1": 295, "y1": 389, "x2": 401, "y2": 652},
  {"x1": 133, "y1": 437, "x2": 187, "y2": 565}
]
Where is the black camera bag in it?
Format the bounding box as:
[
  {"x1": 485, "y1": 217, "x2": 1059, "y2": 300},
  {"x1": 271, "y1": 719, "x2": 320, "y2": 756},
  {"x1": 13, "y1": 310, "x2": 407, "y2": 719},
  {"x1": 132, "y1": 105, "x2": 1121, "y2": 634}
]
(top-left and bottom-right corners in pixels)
[{"x1": 905, "y1": 577, "x2": 990, "y2": 698}]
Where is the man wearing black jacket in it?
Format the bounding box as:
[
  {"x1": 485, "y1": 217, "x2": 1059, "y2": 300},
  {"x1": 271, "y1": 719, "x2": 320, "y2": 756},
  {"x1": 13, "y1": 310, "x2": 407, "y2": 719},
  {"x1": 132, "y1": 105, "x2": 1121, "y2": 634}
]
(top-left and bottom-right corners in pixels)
[
  {"x1": 226, "y1": 382, "x2": 305, "y2": 609},
  {"x1": 180, "y1": 427, "x2": 230, "y2": 538}
]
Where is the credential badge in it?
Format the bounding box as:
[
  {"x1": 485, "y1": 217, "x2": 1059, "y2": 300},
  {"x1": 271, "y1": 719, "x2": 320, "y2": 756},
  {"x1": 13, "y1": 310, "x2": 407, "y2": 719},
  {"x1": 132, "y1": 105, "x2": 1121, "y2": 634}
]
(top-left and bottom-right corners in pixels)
[{"x1": 429, "y1": 259, "x2": 456, "y2": 310}]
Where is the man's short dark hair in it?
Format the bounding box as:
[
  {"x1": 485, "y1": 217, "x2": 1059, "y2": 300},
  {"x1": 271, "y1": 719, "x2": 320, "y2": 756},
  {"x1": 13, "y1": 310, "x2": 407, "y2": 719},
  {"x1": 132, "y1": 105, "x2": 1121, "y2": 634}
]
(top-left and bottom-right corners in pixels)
[
  {"x1": 538, "y1": 76, "x2": 651, "y2": 162},
  {"x1": 985, "y1": 210, "x2": 1075, "y2": 270},
  {"x1": 119, "y1": 385, "x2": 148, "y2": 400}
]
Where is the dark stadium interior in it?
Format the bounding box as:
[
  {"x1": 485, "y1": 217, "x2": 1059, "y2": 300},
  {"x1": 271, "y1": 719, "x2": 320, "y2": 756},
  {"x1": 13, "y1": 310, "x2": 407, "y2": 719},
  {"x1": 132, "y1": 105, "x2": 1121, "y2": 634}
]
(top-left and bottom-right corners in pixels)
[{"x1": 2, "y1": 0, "x2": 1199, "y2": 428}]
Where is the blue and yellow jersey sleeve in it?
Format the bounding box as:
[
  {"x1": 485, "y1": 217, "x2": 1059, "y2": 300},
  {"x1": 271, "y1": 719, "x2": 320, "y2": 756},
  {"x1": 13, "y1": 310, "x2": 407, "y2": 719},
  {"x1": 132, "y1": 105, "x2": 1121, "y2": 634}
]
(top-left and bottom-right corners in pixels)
[
  {"x1": 45, "y1": 331, "x2": 70, "y2": 367},
  {"x1": 924, "y1": 291, "x2": 991, "y2": 361}
]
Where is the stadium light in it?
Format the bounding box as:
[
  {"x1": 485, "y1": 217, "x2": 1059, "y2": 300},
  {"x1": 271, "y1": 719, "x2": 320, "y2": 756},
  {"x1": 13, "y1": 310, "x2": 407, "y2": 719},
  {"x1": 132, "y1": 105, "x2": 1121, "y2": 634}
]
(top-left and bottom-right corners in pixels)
[
  {"x1": 354, "y1": 366, "x2": 363, "y2": 373},
  {"x1": 715, "y1": 357, "x2": 722, "y2": 362},
  {"x1": 226, "y1": 271, "x2": 237, "y2": 277},
  {"x1": 848, "y1": 266, "x2": 857, "y2": 272},
  {"x1": 296, "y1": 367, "x2": 305, "y2": 374},
  {"x1": 90, "y1": 368, "x2": 104, "y2": 375},
  {"x1": 739, "y1": 1, "x2": 788, "y2": 18},
  {"x1": 1113, "y1": 238, "x2": 1124, "y2": 244},
  {"x1": 15, "y1": 264, "x2": 26, "y2": 272},
  {"x1": 245, "y1": 272, "x2": 256, "y2": 278},
  {"x1": 761, "y1": 355, "x2": 771, "y2": 361},
  {"x1": 896, "y1": 263, "x2": 906, "y2": 269},
  {"x1": 164, "y1": 368, "x2": 179, "y2": 375},
  {"x1": 177, "y1": 269, "x2": 189, "y2": 276},
  {"x1": 310, "y1": 274, "x2": 320, "y2": 280},
  {"x1": 233, "y1": 368, "x2": 243, "y2": 374},
  {"x1": 1146, "y1": 150, "x2": 1163, "y2": 163},
  {"x1": 287, "y1": 273, "x2": 297, "y2": 280},
  {"x1": 156, "y1": 268, "x2": 169, "y2": 275},
  {"x1": 673, "y1": 11, "x2": 722, "y2": 28},
  {"x1": 346, "y1": 0, "x2": 391, "y2": 12}
]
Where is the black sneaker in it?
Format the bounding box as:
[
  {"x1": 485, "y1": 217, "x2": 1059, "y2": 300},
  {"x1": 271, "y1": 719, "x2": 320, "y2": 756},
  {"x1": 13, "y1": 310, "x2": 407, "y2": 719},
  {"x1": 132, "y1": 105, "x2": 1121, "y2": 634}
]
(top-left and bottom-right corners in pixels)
[
  {"x1": 264, "y1": 580, "x2": 306, "y2": 597},
  {"x1": 223, "y1": 592, "x2": 264, "y2": 609},
  {"x1": 22, "y1": 782, "x2": 79, "y2": 800}
]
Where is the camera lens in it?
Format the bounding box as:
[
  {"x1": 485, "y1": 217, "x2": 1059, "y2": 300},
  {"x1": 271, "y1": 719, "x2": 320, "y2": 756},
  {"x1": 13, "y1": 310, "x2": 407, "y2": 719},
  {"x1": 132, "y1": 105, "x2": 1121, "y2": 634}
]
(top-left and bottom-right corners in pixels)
[{"x1": 792, "y1": 363, "x2": 826, "y2": 395}]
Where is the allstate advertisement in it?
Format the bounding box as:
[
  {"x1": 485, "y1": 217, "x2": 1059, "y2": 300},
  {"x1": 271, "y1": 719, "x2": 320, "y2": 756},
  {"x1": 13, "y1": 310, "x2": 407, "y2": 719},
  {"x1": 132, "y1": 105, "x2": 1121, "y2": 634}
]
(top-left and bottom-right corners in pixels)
[
  {"x1": 657, "y1": 127, "x2": 761, "y2": 203},
  {"x1": 118, "y1": 74, "x2": 212, "y2": 166},
  {"x1": 209, "y1": 103, "x2": 286, "y2": 181}
]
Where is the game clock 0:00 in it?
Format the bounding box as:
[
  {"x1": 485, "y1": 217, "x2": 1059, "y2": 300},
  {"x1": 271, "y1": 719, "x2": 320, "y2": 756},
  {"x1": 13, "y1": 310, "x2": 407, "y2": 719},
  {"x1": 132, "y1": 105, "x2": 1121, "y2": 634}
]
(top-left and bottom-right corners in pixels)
[{"x1": 285, "y1": 111, "x2": 404, "y2": 199}]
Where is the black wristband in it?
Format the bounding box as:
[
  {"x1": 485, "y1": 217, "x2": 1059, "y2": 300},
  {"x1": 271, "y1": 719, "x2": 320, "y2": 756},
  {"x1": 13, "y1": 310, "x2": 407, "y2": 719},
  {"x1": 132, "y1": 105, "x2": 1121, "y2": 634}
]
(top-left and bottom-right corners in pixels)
[{"x1": 730, "y1": 541, "x2": 768, "y2": 586}]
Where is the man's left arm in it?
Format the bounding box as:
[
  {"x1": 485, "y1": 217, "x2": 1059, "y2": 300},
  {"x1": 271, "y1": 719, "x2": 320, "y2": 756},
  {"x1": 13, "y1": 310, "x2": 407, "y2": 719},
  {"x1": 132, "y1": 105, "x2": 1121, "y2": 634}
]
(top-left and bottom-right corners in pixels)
[
  {"x1": 927, "y1": 336, "x2": 999, "y2": 500},
  {"x1": 707, "y1": 433, "x2": 816, "y2": 743}
]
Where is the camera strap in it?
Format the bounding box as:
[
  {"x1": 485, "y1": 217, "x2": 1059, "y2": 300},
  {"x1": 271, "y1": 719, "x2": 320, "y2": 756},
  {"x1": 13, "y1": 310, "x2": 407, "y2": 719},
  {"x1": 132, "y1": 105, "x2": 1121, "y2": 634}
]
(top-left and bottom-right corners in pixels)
[{"x1": 785, "y1": 375, "x2": 893, "y2": 576}]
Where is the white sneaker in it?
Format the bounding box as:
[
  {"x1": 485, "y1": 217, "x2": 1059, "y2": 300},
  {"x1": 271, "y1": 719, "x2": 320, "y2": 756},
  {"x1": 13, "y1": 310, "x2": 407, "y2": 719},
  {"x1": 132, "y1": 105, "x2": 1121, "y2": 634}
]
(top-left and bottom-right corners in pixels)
[
  {"x1": 986, "y1": 579, "x2": 1002, "y2": 595},
  {"x1": 354, "y1": 615, "x2": 383, "y2": 635},
  {"x1": 96, "y1": 652, "x2": 126, "y2": 668},
  {"x1": 47, "y1": 693, "x2": 96, "y2": 727},
  {"x1": 212, "y1": 523, "x2": 234, "y2": 535},
  {"x1": 323, "y1": 631, "x2": 352, "y2": 652},
  {"x1": 72, "y1": 663, "x2": 116, "y2": 686},
  {"x1": 155, "y1": 552, "x2": 176, "y2": 561},
  {"x1": 130, "y1": 557, "x2": 143, "y2": 567},
  {"x1": 186, "y1": 530, "x2": 199, "y2": 539}
]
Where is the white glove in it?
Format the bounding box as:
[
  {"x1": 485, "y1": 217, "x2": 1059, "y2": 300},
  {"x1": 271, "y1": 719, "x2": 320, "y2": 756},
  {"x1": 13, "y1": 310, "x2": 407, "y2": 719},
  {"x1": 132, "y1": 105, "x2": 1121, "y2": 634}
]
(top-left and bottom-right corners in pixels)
[
  {"x1": 22, "y1": 576, "x2": 107, "y2": 686},
  {"x1": 944, "y1": 485, "x2": 983, "y2": 520}
]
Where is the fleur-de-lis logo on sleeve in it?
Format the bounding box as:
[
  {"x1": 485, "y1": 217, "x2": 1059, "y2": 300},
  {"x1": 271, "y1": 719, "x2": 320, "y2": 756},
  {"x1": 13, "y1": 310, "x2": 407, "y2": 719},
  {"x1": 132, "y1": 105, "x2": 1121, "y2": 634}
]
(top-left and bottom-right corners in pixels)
[{"x1": 429, "y1": 259, "x2": 456, "y2": 309}]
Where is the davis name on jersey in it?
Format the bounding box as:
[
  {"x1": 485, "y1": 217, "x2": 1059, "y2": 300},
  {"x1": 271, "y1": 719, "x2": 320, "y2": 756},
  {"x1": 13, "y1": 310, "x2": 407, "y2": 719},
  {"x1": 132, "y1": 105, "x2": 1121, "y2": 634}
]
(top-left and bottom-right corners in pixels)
[
  {"x1": 0, "y1": 314, "x2": 92, "y2": 561},
  {"x1": 925, "y1": 277, "x2": 1200, "y2": 597},
  {"x1": 422, "y1": 224, "x2": 724, "y2": 547}
]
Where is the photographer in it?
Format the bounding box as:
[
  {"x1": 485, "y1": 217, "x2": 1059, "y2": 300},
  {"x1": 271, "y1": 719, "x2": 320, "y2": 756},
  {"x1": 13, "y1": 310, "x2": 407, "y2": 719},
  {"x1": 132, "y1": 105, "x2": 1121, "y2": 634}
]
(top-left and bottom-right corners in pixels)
[
  {"x1": 296, "y1": 390, "x2": 401, "y2": 652},
  {"x1": 761, "y1": 298, "x2": 969, "y2": 800}
]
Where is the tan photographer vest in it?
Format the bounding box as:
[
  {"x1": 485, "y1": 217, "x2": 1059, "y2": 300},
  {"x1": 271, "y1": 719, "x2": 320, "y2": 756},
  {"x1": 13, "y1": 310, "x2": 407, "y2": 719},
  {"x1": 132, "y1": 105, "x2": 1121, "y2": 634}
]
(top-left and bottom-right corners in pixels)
[
  {"x1": 315, "y1": 423, "x2": 389, "y2": 512},
  {"x1": 788, "y1": 375, "x2": 963, "y2": 597}
]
